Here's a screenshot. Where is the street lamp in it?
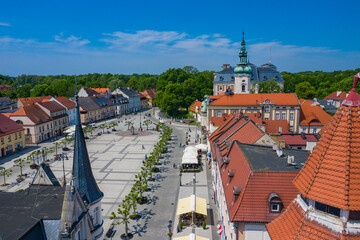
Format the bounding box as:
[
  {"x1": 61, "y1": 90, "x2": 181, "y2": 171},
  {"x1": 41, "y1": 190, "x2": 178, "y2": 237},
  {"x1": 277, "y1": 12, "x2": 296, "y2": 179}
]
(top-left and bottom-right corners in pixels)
[
  {"x1": 61, "y1": 153, "x2": 67, "y2": 186},
  {"x1": 140, "y1": 111, "x2": 142, "y2": 130}
]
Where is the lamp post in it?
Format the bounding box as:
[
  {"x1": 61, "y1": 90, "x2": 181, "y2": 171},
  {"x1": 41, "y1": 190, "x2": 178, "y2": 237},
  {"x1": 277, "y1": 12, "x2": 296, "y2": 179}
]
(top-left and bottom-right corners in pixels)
[
  {"x1": 61, "y1": 153, "x2": 67, "y2": 186},
  {"x1": 140, "y1": 111, "x2": 142, "y2": 130},
  {"x1": 168, "y1": 220, "x2": 172, "y2": 239}
]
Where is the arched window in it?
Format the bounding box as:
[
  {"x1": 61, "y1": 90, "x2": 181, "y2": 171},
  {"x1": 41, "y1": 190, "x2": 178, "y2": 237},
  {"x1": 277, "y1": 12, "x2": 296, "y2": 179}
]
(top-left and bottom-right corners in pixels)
[
  {"x1": 269, "y1": 193, "x2": 282, "y2": 213},
  {"x1": 242, "y1": 85, "x2": 246, "y2": 92},
  {"x1": 16, "y1": 120, "x2": 23, "y2": 125}
]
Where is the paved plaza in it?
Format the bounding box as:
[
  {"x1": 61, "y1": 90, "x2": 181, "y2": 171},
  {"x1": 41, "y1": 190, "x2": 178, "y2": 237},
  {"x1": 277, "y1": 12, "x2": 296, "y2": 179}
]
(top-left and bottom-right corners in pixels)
[{"x1": 0, "y1": 111, "x2": 219, "y2": 239}]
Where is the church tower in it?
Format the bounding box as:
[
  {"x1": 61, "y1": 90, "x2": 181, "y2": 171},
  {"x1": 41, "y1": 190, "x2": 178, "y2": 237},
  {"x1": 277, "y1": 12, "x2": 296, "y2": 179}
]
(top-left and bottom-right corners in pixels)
[
  {"x1": 234, "y1": 31, "x2": 252, "y2": 94},
  {"x1": 266, "y1": 73, "x2": 360, "y2": 239}
]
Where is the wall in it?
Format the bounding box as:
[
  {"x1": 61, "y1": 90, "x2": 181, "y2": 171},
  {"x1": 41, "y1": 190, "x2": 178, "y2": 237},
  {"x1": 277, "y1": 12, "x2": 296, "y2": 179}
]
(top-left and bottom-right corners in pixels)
[{"x1": 0, "y1": 130, "x2": 25, "y2": 157}]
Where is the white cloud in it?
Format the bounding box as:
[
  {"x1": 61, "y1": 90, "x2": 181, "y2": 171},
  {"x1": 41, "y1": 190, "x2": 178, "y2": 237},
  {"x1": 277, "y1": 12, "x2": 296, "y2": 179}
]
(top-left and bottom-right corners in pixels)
[
  {"x1": 0, "y1": 22, "x2": 11, "y2": 27},
  {"x1": 54, "y1": 33, "x2": 90, "y2": 47}
]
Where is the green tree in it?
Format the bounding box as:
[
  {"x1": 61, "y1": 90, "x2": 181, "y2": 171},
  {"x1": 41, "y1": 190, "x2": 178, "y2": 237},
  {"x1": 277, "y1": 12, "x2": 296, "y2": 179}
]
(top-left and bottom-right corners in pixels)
[
  {"x1": 252, "y1": 78, "x2": 282, "y2": 93},
  {"x1": 52, "y1": 79, "x2": 69, "y2": 96},
  {"x1": 110, "y1": 199, "x2": 132, "y2": 238},
  {"x1": 13, "y1": 157, "x2": 30, "y2": 177},
  {"x1": 98, "y1": 123, "x2": 107, "y2": 133},
  {"x1": 0, "y1": 168, "x2": 12, "y2": 186},
  {"x1": 16, "y1": 83, "x2": 33, "y2": 98},
  {"x1": 30, "y1": 84, "x2": 54, "y2": 97},
  {"x1": 109, "y1": 78, "x2": 126, "y2": 91},
  {"x1": 295, "y1": 81, "x2": 316, "y2": 99}
]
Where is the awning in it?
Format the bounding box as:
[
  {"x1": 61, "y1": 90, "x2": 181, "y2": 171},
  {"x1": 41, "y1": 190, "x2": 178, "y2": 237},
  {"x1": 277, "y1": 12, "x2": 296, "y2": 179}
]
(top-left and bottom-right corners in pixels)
[
  {"x1": 195, "y1": 144, "x2": 208, "y2": 152},
  {"x1": 182, "y1": 146, "x2": 199, "y2": 164},
  {"x1": 173, "y1": 233, "x2": 209, "y2": 240},
  {"x1": 176, "y1": 195, "x2": 207, "y2": 216},
  {"x1": 64, "y1": 125, "x2": 86, "y2": 133}
]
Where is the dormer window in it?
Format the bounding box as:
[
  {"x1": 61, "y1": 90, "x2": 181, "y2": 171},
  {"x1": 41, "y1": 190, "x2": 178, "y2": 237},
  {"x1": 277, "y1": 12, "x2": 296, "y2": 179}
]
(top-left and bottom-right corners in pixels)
[
  {"x1": 269, "y1": 193, "x2": 282, "y2": 213},
  {"x1": 315, "y1": 201, "x2": 340, "y2": 217},
  {"x1": 227, "y1": 169, "x2": 235, "y2": 185},
  {"x1": 233, "y1": 186, "x2": 242, "y2": 203}
]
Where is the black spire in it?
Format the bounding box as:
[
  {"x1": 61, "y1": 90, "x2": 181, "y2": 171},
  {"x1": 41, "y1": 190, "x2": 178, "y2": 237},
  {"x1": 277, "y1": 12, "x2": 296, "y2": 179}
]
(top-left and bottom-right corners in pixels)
[{"x1": 72, "y1": 75, "x2": 103, "y2": 204}]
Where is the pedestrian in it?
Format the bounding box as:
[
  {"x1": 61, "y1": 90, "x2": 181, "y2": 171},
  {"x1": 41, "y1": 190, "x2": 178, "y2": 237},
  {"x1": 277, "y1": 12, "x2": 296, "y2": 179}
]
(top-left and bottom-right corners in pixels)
[
  {"x1": 142, "y1": 145, "x2": 145, "y2": 149},
  {"x1": 173, "y1": 163, "x2": 176, "y2": 169},
  {"x1": 193, "y1": 175, "x2": 196, "y2": 184}
]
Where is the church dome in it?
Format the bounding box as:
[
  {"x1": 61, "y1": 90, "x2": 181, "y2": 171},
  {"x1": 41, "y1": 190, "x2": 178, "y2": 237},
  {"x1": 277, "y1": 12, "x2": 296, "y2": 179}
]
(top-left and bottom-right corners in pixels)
[{"x1": 234, "y1": 64, "x2": 252, "y2": 75}]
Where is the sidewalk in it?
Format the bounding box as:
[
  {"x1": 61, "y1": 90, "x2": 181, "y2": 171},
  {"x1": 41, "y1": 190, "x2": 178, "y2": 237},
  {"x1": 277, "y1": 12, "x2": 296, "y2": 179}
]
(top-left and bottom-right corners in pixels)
[{"x1": 171, "y1": 153, "x2": 218, "y2": 240}]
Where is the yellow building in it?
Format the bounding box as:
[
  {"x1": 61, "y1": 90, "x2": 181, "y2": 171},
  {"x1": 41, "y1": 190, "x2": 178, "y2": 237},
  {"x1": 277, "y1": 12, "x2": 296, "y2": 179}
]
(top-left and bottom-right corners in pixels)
[{"x1": 0, "y1": 113, "x2": 26, "y2": 157}]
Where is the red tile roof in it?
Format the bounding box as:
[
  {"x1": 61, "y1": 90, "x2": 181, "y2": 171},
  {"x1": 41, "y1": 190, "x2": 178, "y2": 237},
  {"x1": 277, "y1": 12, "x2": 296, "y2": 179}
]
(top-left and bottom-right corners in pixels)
[
  {"x1": 189, "y1": 101, "x2": 202, "y2": 114},
  {"x1": 209, "y1": 92, "x2": 225, "y2": 100},
  {"x1": 263, "y1": 120, "x2": 290, "y2": 134},
  {"x1": 266, "y1": 199, "x2": 346, "y2": 240},
  {"x1": 222, "y1": 142, "x2": 301, "y2": 223},
  {"x1": 299, "y1": 99, "x2": 319, "y2": 106},
  {"x1": 8, "y1": 105, "x2": 52, "y2": 125},
  {"x1": 280, "y1": 134, "x2": 319, "y2": 146},
  {"x1": 210, "y1": 93, "x2": 299, "y2": 106},
  {"x1": 294, "y1": 76, "x2": 360, "y2": 211},
  {"x1": 91, "y1": 88, "x2": 110, "y2": 94},
  {"x1": 300, "y1": 105, "x2": 332, "y2": 126},
  {"x1": 18, "y1": 96, "x2": 52, "y2": 106},
  {"x1": 53, "y1": 96, "x2": 75, "y2": 109},
  {"x1": 37, "y1": 101, "x2": 65, "y2": 113},
  {"x1": 323, "y1": 90, "x2": 348, "y2": 100},
  {"x1": 0, "y1": 114, "x2": 24, "y2": 137},
  {"x1": 141, "y1": 89, "x2": 157, "y2": 99}
]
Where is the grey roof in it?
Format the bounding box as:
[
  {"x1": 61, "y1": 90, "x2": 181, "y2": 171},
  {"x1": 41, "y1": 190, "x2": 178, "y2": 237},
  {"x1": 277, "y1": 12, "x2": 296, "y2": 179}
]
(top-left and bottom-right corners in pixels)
[
  {"x1": 72, "y1": 95, "x2": 103, "y2": 204},
  {"x1": 236, "y1": 142, "x2": 309, "y2": 171},
  {"x1": 214, "y1": 62, "x2": 283, "y2": 83},
  {"x1": 78, "y1": 97, "x2": 100, "y2": 111},
  {"x1": 0, "y1": 185, "x2": 65, "y2": 240},
  {"x1": 92, "y1": 96, "x2": 108, "y2": 107},
  {"x1": 43, "y1": 220, "x2": 60, "y2": 240},
  {"x1": 119, "y1": 87, "x2": 140, "y2": 97},
  {"x1": 112, "y1": 94, "x2": 129, "y2": 104},
  {"x1": 317, "y1": 100, "x2": 338, "y2": 113}
]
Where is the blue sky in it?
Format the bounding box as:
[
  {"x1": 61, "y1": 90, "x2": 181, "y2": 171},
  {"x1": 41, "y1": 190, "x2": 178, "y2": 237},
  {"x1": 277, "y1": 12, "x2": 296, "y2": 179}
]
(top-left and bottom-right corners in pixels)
[{"x1": 0, "y1": 0, "x2": 359, "y2": 76}]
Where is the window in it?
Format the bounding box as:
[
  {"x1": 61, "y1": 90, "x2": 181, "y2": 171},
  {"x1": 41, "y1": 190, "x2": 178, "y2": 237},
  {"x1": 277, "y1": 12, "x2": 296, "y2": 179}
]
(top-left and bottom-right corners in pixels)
[
  {"x1": 217, "y1": 112, "x2": 222, "y2": 117},
  {"x1": 14, "y1": 133, "x2": 17, "y2": 140},
  {"x1": 315, "y1": 201, "x2": 340, "y2": 217},
  {"x1": 281, "y1": 112, "x2": 286, "y2": 120},
  {"x1": 269, "y1": 193, "x2": 282, "y2": 213},
  {"x1": 0, "y1": 138, "x2": 3, "y2": 144},
  {"x1": 94, "y1": 207, "x2": 101, "y2": 225},
  {"x1": 27, "y1": 129, "x2": 30, "y2": 134},
  {"x1": 271, "y1": 204, "x2": 280, "y2": 212},
  {"x1": 290, "y1": 126, "x2": 294, "y2": 132},
  {"x1": 242, "y1": 85, "x2": 246, "y2": 92},
  {"x1": 8, "y1": 135, "x2": 11, "y2": 142},
  {"x1": 47, "y1": 124, "x2": 49, "y2": 130},
  {"x1": 349, "y1": 211, "x2": 360, "y2": 220},
  {"x1": 290, "y1": 113, "x2": 294, "y2": 120},
  {"x1": 265, "y1": 106, "x2": 270, "y2": 113},
  {"x1": 313, "y1": 128, "x2": 317, "y2": 133},
  {"x1": 275, "y1": 113, "x2": 280, "y2": 120},
  {"x1": 42, "y1": 126, "x2": 44, "y2": 131},
  {"x1": 302, "y1": 128, "x2": 307, "y2": 133}
]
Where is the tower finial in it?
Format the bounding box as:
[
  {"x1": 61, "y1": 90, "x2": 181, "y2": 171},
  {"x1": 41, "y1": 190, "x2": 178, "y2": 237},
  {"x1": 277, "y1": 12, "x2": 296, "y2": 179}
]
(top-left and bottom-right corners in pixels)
[{"x1": 242, "y1": 29, "x2": 245, "y2": 40}]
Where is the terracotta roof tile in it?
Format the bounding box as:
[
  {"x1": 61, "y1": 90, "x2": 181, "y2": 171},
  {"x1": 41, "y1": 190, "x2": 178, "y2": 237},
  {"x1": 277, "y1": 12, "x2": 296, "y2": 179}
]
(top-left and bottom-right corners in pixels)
[
  {"x1": 0, "y1": 114, "x2": 24, "y2": 137},
  {"x1": 221, "y1": 142, "x2": 304, "y2": 223},
  {"x1": 300, "y1": 105, "x2": 332, "y2": 126},
  {"x1": 299, "y1": 99, "x2": 319, "y2": 106},
  {"x1": 37, "y1": 101, "x2": 65, "y2": 113},
  {"x1": 281, "y1": 134, "x2": 319, "y2": 146},
  {"x1": 91, "y1": 88, "x2": 110, "y2": 94},
  {"x1": 18, "y1": 96, "x2": 52, "y2": 106},
  {"x1": 323, "y1": 91, "x2": 348, "y2": 100},
  {"x1": 189, "y1": 100, "x2": 202, "y2": 114},
  {"x1": 210, "y1": 93, "x2": 299, "y2": 106},
  {"x1": 8, "y1": 105, "x2": 52, "y2": 124},
  {"x1": 54, "y1": 96, "x2": 75, "y2": 109},
  {"x1": 263, "y1": 120, "x2": 290, "y2": 134},
  {"x1": 294, "y1": 100, "x2": 360, "y2": 210}
]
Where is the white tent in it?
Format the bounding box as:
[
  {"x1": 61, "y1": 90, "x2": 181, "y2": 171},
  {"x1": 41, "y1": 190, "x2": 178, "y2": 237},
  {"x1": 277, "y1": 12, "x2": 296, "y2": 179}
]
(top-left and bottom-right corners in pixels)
[
  {"x1": 64, "y1": 125, "x2": 86, "y2": 133},
  {"x1": 195, "y1": 144, "x2": 208, "y2": 152},
  {"x1": 182, "y1": 146, "x2": 198, "y2": 164}
]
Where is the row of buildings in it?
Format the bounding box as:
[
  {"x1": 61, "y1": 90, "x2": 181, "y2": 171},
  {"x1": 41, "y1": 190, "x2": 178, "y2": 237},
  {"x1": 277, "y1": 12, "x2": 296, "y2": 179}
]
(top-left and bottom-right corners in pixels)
[
  {"x1": 204, "y1": 73, "x2": 360, "y2": 240},
  {"x1": 0, "y1": 91, "x2": 105, "y2": 239},
  {"x1": 0, "y1": 87, "x2": 157, "y2": 150}
]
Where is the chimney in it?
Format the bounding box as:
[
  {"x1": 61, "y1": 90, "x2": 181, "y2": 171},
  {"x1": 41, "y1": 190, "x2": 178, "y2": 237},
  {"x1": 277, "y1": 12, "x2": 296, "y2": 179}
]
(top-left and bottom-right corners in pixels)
[
  {"x1": 276, "y1": 149, "x2": 283, "y2": 157},
  {"x1": 287, "y1": 155, "x2": 295, "y2": 165},
  {"x1": 227, "y1": 169, "x2": 235, "y2": 185},
  {"x1": 301, "y1": 132, "x2": 306, "y2": 139},
  {"x1": 222, "y1": 64, "x2": 228, "y2": 70}
]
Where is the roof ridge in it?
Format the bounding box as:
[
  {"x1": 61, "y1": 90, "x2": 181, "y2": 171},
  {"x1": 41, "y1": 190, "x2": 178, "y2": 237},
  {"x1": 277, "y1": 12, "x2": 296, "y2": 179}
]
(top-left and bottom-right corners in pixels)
[
  {"x1": 296, "y1": 106, "x2": 343, "y2": 197},
  {"x1": 344, "y1": 107, "x2": 352, "y2": 209}
]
